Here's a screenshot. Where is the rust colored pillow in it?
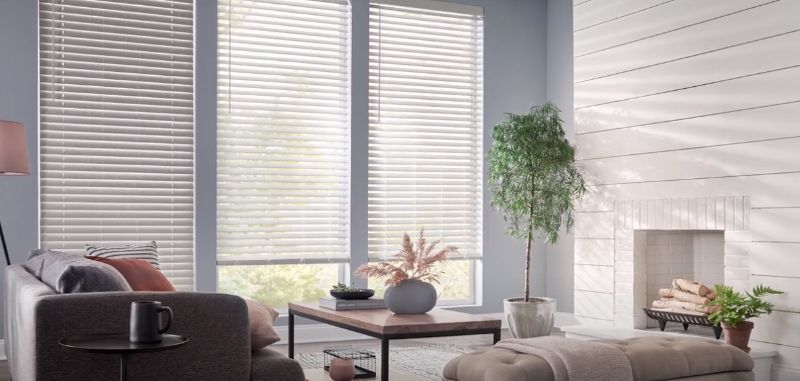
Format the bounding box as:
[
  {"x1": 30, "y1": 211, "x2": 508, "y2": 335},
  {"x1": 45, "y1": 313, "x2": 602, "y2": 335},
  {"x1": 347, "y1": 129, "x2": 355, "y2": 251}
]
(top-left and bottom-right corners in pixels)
[
  {"x1": 244, "y1": 298, "x2": 281, "y2": 350},
  {"x1": 87, "y1": 256, "x2": 175, "y2": 291}
]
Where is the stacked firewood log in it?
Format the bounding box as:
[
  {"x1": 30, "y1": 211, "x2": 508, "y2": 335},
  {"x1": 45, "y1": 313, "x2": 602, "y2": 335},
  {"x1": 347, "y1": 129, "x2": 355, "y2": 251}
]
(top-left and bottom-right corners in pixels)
[{"x1": 651, "y1": 279, "x2": 718, "y2": 316}]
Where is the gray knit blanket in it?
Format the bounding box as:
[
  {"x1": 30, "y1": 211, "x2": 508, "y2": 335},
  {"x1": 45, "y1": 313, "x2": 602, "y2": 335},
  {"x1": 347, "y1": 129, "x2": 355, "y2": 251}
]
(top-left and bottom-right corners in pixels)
[{"x1": 495, "y1": 337, "x2": 633, "y2": 381}]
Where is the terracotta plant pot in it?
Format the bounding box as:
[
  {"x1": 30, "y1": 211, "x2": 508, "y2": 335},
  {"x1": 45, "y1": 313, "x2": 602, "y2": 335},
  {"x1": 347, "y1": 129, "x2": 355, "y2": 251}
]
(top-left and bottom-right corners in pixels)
[
  {"x1": 328, "y1": 357, "x2": 356, "y2": 381},
  {"x1": 722, "y1": 321, "x2": 754, "y2": 353}
]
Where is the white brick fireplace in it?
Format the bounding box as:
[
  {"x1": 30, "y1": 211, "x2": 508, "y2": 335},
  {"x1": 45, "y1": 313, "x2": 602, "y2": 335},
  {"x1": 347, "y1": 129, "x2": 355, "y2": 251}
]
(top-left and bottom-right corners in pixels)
[
  {"x1": 640, "y1": 230, "x2": 725, "y2": 328},
  {"x1": 574, "y1": 196, "x2": 752, "y2": 329}
]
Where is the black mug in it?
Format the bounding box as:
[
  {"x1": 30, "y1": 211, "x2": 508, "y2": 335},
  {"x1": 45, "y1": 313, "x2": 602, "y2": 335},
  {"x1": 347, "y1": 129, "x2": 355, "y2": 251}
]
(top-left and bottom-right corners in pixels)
[{"x1": 130, "y1": 301, "x2": 173, "y2": 343}]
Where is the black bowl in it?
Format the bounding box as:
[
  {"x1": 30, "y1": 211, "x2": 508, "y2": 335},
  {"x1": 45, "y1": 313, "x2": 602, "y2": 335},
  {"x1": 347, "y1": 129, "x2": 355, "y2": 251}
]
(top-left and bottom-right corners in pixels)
[{"x1": 329, "y1": 289, "x2": 375, "y2": 300}]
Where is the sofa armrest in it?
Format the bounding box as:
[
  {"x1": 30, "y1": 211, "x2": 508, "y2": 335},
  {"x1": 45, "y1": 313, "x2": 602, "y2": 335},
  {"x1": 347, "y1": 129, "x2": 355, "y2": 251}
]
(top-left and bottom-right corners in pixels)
[
  {"x1": 250, "y1": 348, "x2": 305, "y2": 381},
  {"x1": 33, "y1": 292, "x2": 251, "y2": 381}
]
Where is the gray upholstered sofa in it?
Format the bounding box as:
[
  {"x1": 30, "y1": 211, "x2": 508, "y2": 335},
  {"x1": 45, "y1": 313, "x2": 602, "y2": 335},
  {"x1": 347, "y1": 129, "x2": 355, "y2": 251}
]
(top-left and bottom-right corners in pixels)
[{"x1": 4, "y1": 265, "x2": 304, "y2": 381}]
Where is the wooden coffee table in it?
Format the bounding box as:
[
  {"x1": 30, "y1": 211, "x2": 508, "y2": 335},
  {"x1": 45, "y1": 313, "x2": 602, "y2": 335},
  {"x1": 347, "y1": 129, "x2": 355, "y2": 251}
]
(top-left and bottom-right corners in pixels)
[{"x1": 288, "y1": 302, "x2": 501, "y2": 381}]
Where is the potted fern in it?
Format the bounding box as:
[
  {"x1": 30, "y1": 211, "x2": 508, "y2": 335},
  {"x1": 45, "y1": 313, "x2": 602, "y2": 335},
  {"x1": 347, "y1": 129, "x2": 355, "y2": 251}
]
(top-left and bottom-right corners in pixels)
[
  {"x1": 488, "y1": 102, "x2": 585, "y2": 338},
  {"x1": 708, "y1": 284, "x2": 783, "y2": 352},
  {"x1": 356, "y1": 229, "x2": 458, "y2": 314}
]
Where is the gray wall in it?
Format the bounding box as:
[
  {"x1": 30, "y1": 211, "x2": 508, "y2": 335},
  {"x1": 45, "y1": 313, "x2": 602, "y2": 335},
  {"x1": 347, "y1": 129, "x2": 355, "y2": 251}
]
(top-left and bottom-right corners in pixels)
[
  {"x1": 0, "y1": 0, "x2": 553, "y2": 337},
  {"x1": 544, "y1": 0, "x2": 576, "y2": 313},
  {"x1": 0, "y1": 0, "x2": 40, "y2": 341},
  {"x1": 450, "y1": 0, "x2": 550, "y2": 315}
]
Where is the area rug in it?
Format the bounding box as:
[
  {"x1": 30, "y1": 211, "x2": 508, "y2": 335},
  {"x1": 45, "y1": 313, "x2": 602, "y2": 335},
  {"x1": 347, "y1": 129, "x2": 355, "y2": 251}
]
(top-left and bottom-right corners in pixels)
[{"x1": 296, "y1": 344, "x2": 469, "y2": 380}]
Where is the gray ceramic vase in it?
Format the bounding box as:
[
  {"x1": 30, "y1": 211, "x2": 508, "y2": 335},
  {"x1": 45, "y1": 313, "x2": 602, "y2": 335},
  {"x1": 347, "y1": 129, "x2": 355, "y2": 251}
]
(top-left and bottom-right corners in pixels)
[{"x1": 384, "y1": 279, "x2": 437, "y2": 314}]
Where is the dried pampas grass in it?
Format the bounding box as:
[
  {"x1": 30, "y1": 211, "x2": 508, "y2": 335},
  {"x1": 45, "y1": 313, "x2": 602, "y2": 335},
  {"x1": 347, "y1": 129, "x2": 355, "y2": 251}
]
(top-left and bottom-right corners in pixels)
[{"x1": 356, "y1": 229, "x2": 458, "y2": 287}]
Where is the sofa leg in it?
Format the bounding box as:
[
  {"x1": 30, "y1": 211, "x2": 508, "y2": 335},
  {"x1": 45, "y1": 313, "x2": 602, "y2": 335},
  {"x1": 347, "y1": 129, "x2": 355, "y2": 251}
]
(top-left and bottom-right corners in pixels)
[{"x1": 658, "y1": 319, "x2": 667, "y2": 331}]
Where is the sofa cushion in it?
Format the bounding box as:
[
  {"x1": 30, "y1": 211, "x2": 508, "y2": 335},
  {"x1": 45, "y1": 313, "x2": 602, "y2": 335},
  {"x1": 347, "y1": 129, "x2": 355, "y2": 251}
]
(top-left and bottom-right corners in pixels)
[
  {"x1": 85, "y1": 241, "x2": 160, "y2": 269},
  {"x1": 250, "y1": 347, "x2": 305, "y2": 381},
  {"x1": 599, "y1": 337, "x2": 753, "y2": 381},
  {"x1": 245, "y1": 298, "x2": 281, "y2": 350},
  {"x1": 24, "y1": 249, "x2": 132, "y2": 293},
  {"x1": 87, "y1": 257, "x2": 175, "y2": 291},
  {"x1": 443, "y1": 347, "x2": 555, "y2": 381}
]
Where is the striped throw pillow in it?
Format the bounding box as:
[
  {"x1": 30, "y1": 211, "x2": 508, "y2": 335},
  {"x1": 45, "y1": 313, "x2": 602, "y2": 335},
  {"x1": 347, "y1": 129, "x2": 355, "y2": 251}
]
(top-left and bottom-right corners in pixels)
[{"x1": 85, "y1": 241, "x2": 160, "y2": 270}]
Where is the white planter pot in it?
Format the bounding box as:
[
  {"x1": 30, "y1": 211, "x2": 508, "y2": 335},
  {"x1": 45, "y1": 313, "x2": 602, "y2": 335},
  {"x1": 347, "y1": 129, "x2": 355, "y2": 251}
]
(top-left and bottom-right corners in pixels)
[{"x1": 503, "y1": 297, "x2": 556, "y2": 338}]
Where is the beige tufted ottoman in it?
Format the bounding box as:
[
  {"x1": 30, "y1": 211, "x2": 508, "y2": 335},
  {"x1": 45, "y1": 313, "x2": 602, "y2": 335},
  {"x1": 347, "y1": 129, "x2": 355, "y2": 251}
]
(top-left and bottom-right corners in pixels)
[{"x1": 443, "y1": 336, "x2": 754, "y2": 381}]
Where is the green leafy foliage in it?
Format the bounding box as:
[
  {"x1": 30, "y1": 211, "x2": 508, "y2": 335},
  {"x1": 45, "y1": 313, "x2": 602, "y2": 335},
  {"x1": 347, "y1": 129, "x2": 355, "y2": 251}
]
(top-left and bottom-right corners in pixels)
[
  {"x1": 218, "y1": 264, "x2": 339, "y2": 308},
  {"x1": 331, "y1": 282, "x2": 360, "y2": 292},
  {"x1": 488, "y1": 102, "x2": 585, "y2": 244},
  {"x1": 708, "y1": 284, "x2": 783, "y2": 327},
  {"x1": 488, "y1": 102, "x2": 585, "y2": 301}
]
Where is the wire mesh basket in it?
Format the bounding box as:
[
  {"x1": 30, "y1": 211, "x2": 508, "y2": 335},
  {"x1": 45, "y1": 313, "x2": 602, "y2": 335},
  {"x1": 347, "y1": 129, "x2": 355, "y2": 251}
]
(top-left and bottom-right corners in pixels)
[{"x1": 323, "y1": 346, "x2": 376, "y2": 379}]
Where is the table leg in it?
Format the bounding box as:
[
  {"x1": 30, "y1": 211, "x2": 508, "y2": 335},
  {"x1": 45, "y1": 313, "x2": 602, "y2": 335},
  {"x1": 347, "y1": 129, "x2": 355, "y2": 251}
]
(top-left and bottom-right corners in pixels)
[
  {"x1": 381, "y1": 338, "x2": 389, "y2": 381},
  {"x1": 288, "y1": 312, "x2": 295, "y2": 359},
  {"x1": 120, "y1": 353, "x2": 129, "y2": 381},
  {"x1": 493, "y1": 329, "x2": 501, "y2": 344}
]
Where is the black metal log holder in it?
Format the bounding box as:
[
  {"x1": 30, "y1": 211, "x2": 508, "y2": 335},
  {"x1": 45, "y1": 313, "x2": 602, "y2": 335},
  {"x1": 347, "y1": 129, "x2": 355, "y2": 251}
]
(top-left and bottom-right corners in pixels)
[{"x1": 643, "y1": 308, "x2": 722, "y2": 339}]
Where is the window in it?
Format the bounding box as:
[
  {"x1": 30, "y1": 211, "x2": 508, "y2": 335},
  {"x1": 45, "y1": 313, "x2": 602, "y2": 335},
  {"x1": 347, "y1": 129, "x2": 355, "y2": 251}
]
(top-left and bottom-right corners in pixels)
[
  {"x1": 39, "y1": 0, "x2": 195, "y2": 289},
  {"x1": 216, "y1": 0, "x2": 352, "y2": 308},
  {"x1": 367, "y1": 0, "x2": 484, "y2": 302},
  {"x1": 217, "y1": 0, "x2": 484, "y2": 307}
]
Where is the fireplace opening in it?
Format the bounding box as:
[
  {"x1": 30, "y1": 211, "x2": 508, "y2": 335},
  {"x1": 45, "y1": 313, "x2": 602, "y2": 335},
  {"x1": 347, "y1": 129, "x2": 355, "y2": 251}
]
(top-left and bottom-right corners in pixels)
[{"x1": 635, "y1": 230, "x2": 725, "y2": 329}]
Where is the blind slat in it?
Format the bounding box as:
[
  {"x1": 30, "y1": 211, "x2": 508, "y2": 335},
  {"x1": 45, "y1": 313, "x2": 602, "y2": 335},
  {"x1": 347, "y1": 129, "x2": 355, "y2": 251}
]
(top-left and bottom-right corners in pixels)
[
  {"x1": 39, "y1": 0, "x2": 195, "y2": 289},
  {"x1": 217, "y1": 0, "x2": 351, "y2": 263},
  {"x1": 368, "y1": 0, "x2": 483, "y2": 260}
]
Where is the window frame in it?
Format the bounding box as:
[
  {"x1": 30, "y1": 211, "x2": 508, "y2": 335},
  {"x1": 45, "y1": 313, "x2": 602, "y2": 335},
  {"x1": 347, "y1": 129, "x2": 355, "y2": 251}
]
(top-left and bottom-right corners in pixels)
[
  {"x1": 215, "y1": 0, "x2": 484, "y2": 308},
  {"x1": 37, "y1": 0, "x2": 196, "y2": 290}
]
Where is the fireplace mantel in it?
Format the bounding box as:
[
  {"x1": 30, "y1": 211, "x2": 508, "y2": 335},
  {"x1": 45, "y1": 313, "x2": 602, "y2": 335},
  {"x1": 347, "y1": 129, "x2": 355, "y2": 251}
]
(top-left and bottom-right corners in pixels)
[{"x1": 574, "y1": 195, "x2": 752, "y2": 328}]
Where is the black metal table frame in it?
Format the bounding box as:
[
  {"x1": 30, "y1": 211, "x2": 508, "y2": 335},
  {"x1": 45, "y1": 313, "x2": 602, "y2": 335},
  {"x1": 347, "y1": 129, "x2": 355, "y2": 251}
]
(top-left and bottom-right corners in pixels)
[
  {"x1": 288, "y1": 309, "x2": 501, "y2": 381},
  {"x1": 59, "y1": 335, "x2": 188, "y2": 381},
  {"x1": 643, "y1": 308, "x2": 722, "y2": 339}
]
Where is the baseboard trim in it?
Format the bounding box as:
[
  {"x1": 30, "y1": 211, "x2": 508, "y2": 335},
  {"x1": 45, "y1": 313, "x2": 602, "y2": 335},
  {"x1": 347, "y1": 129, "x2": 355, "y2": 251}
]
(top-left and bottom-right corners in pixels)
[
  {"x1": 273, "y1": 323, "x2": 370, "y2": 345},
  {"x1": 0, "y1": 312, "x2": 567, "y2": 360},
  {"x1": 773, "y1": 365, "x2": 800, "y2": 381},
  {"x1": 0, "y1": 313, "x2": 564, "y2": 358},
  {"x1": 12, "y1": 311, "x2": 792, "y2": 378},
  {"x1": 481, "y1": 311, "x2": 579, "y2": 330},
  {"x1": 273, "y1": 311, "x2": 578, "y2": 346}
]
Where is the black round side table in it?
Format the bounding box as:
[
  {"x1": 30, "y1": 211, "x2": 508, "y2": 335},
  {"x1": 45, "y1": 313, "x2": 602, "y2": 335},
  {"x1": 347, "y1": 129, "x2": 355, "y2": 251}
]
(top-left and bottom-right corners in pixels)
[{"x1": 60, "y1": 334, "x2": 188, "y2": 381}]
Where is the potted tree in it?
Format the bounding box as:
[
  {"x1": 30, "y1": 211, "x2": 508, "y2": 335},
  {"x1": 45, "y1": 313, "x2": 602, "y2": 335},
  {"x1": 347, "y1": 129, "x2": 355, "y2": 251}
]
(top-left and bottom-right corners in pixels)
[
  {"x1": 488, "y1": 102, "x2": 585, "y2": 338},
  {"x1": 708, "y1": 284, "x2": 783, "y2": 352}
]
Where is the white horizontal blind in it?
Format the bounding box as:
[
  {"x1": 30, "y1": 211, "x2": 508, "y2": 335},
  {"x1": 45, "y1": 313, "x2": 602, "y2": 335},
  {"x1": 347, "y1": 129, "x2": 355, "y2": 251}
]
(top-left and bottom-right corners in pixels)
[
  {"x1": 217, "y1": 0, "x2": 351, "y2": 265},
  {"x1": 39, "y1": 0, "x2": 195, "y2": 289},
  {"x1": 368, "y1": 0, "x2": 483, "y2": 260}
]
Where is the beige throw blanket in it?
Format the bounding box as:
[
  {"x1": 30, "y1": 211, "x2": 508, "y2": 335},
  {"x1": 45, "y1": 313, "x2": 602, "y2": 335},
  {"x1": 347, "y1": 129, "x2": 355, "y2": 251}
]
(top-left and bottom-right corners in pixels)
[{"x1": 495, "y1": 337, "x2": 633, "y2": 381}]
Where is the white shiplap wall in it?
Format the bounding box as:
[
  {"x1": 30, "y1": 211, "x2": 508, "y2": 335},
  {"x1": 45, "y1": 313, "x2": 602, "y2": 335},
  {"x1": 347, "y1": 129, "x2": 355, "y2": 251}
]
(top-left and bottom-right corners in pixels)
[{"x1": 573, "y1": 0, "x2": 800, "y2": 376}]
